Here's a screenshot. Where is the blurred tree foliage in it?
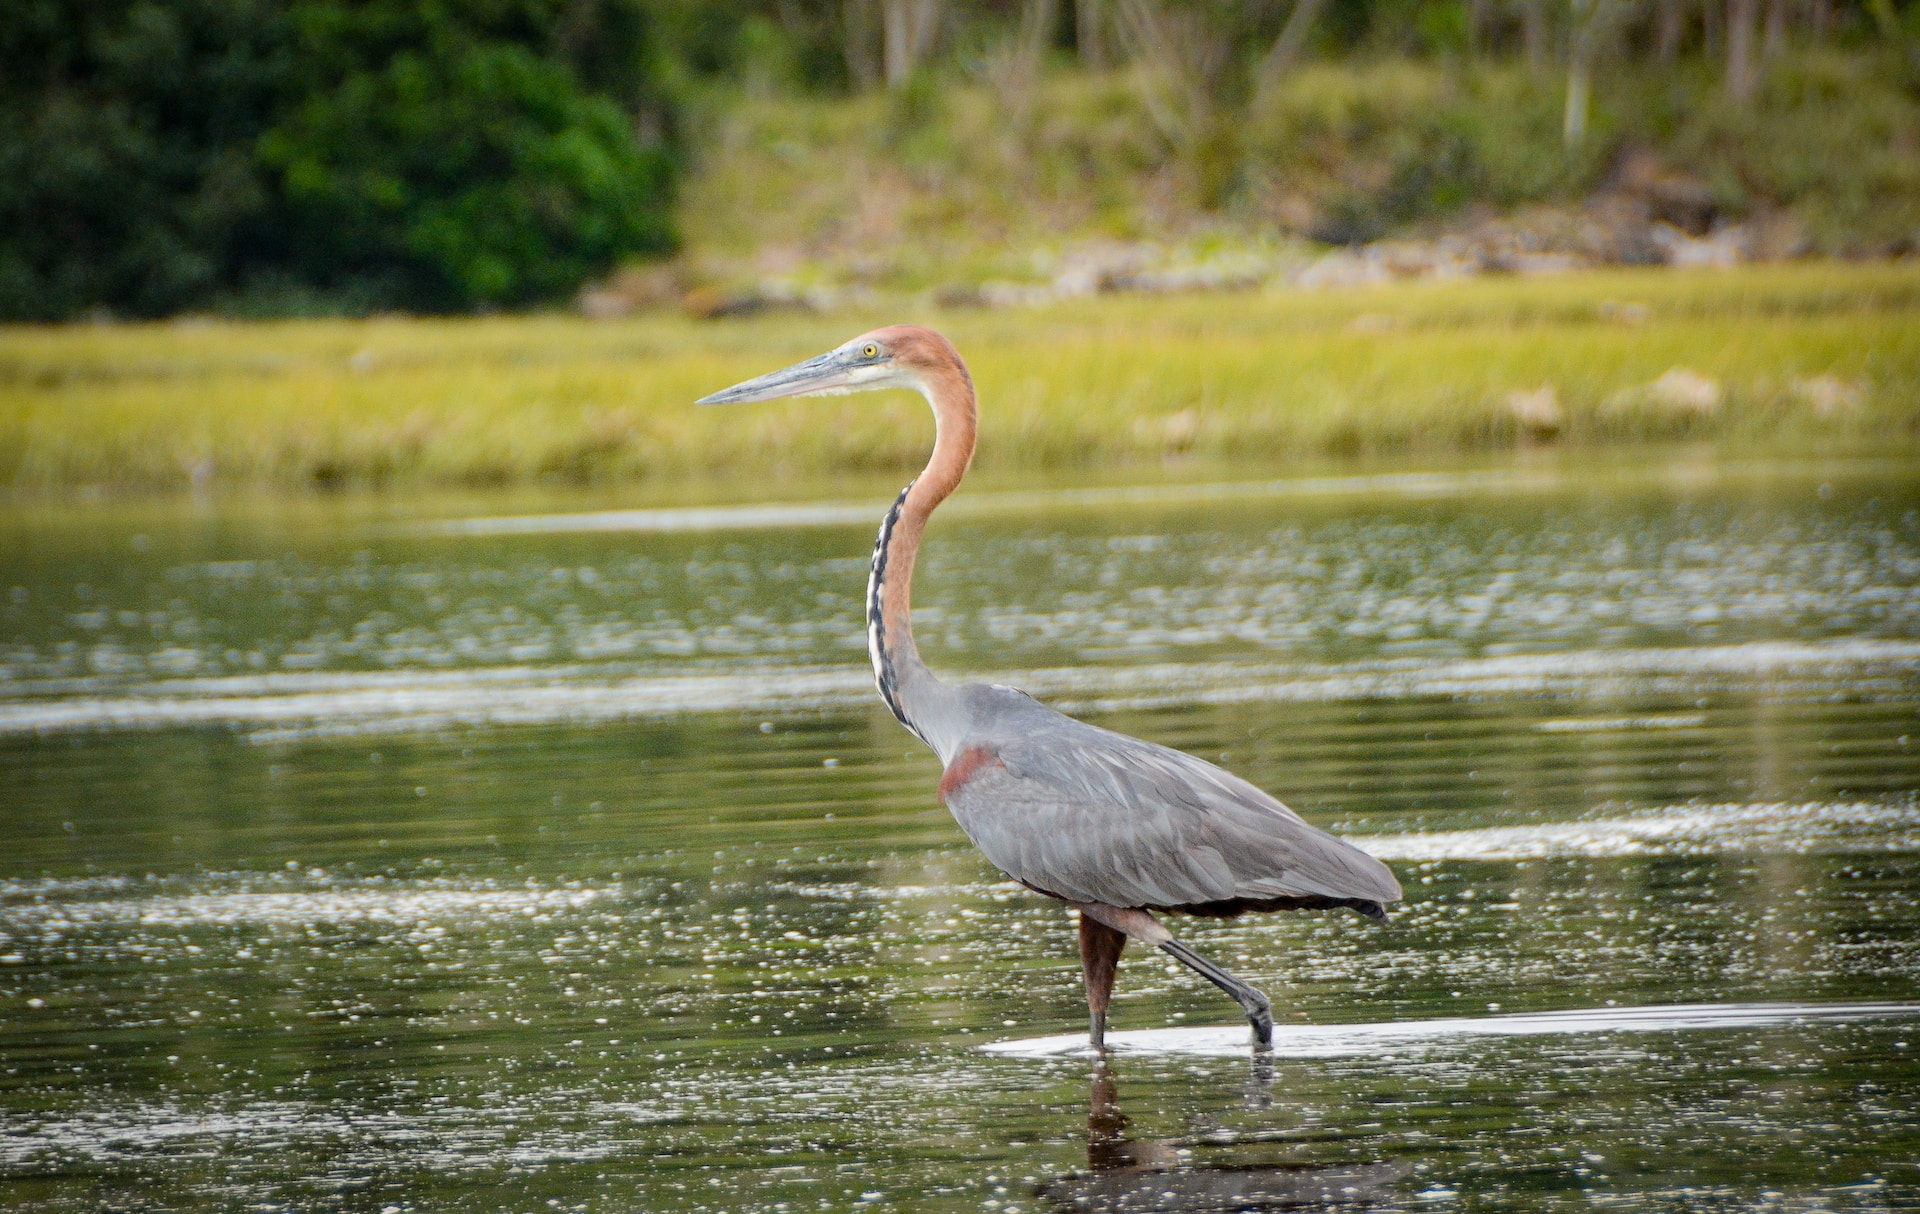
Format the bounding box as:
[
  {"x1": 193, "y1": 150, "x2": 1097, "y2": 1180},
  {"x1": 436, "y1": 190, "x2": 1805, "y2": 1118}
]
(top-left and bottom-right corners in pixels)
[
  {"x1": 3, "y1": 0, "x2": 1915, "y2": 319},
  {"x1": 0, "y1": 0, "x2": 293, "y2": 319},
  {"x1": 0, "y1": 0, "x2": 676, "y2": 319},
  {"x1": 259, "y1": 1, "x2": 674, "y2": 311}
]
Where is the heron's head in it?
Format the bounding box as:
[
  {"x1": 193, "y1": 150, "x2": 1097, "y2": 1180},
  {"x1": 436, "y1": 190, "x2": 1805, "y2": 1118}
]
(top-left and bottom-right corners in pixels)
[{"x1": 696, "y1": 325, "x2": 966, "y2": 406}]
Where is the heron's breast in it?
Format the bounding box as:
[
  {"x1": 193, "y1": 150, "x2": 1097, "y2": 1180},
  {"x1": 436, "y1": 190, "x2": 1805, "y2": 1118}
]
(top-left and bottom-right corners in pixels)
[{"x1": 937, "y1": 745, "x2": 1004, "y2": 804}]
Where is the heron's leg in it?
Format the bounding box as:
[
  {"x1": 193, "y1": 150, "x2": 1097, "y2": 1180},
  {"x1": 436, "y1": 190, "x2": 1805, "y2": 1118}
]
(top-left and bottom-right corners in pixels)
[
  {"x1": 1076, "y1": 911, "x2": 1128, "y2": 1048},
  {"x1": 1075, "y1": 903, "x2": 1274, "y2": 1047},
  {"x1": 1160, "y1": 939, "x2": 1274, "y2": 1047}
]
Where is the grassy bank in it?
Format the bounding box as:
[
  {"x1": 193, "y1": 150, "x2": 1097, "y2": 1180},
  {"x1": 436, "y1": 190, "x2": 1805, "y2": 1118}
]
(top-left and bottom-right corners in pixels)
[
  {"x1": 680, "y1": 51, "x2": 1920, "y2": 291},
  {"x1": 2, "y1": 262, "x2": 1917, "y2": 499}
]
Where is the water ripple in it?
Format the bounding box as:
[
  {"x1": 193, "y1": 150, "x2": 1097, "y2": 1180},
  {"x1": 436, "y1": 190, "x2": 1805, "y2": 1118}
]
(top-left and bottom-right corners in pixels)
[
  {"x1": 1351, "y1": 799, "x2": 1920, "y2": 861},
  {"x1": 983, "y1": 1001, "x2": 1920, "y2": 1058},
  {"x1": 0, "y1": 638, "x2": 1912, "y2": 740},
  {"x1": 0, "y1": 879, "x2": 617, "y2": 931}
]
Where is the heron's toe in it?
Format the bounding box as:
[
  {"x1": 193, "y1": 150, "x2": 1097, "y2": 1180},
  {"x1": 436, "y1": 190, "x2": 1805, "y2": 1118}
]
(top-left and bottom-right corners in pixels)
[
  {"x1": 1243, "y1": 991, "x2": 1274, "y2": 1047},
  {"x1": 1249, "y1": 1009, "x2": 1274, "y2": 1047}
]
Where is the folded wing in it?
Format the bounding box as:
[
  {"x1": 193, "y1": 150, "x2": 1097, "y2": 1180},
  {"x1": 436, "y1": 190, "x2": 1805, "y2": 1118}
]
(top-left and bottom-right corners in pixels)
[{"x1": 942, "y1": 716, "x2": 1402, "y2": 915}]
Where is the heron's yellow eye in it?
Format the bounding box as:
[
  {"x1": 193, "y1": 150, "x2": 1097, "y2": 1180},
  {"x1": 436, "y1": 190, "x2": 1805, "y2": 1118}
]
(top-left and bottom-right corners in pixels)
[{"x1": 861, "y1": 343, "x2": 880, "y2": 360}]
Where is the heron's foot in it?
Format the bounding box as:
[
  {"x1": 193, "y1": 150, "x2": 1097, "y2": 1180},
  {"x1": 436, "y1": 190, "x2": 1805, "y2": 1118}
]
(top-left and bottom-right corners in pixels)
[
  {"x1": 1089, "y1": 1008, "x2": 1108, "y2": 1050},
  {"x1": 1157, "y1": 937, "x2": 1275, "y2": 1049},
  {"x1": 1245, "y1": 996, "x2": 1274, "y2": 1048}
]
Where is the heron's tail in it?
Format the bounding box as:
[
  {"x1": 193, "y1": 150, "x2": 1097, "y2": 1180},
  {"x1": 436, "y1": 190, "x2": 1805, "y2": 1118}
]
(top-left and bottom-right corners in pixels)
[{"x1": 1350, "y1": 898, "x2": 1389, "y2": 923}]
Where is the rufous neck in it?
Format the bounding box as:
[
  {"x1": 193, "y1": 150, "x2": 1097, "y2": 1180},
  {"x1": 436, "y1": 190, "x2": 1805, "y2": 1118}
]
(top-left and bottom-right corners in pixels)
[{"x1": 866, "y1": 358, "x2": 976, "y2": 745}]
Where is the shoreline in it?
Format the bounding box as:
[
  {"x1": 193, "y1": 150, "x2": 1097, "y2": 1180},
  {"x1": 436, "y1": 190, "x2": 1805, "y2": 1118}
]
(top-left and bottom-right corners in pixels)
[{"x1": 3, "y1": 262, "x2": 1915, "y2": 503}]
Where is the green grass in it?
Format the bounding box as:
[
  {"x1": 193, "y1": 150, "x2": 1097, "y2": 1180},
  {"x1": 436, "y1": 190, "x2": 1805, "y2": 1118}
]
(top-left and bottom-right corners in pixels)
[
  {"x1": 2, "y1": 262, "x2": 1917, "y2": 499},
  {"x1": 678, "y1": 50, "x2": 1920, "y2": 290}
]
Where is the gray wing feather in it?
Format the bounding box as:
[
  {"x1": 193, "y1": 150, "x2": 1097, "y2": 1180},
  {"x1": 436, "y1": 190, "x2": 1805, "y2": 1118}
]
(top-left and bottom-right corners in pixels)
[{"x1": 946, "y1": 714, "x2": 1401, "y2": 910}]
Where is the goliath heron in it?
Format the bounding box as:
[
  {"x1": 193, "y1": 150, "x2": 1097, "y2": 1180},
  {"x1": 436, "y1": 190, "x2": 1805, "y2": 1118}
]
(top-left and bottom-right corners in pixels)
[{"x1": 699, "y1": 326, "x2": 1401, "y2": 1047}]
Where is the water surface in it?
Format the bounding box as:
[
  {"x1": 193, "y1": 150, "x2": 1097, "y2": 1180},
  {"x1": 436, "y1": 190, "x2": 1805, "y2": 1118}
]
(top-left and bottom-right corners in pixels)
[{"x1": 3, "y1": 459, "x2": 1918, "y2": 1211}]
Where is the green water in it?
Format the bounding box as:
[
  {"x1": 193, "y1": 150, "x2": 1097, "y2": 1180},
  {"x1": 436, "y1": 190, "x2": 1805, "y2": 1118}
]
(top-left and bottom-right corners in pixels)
[{"x1": 3, "y1": 460, "x2": 1919, "y2": 1212}]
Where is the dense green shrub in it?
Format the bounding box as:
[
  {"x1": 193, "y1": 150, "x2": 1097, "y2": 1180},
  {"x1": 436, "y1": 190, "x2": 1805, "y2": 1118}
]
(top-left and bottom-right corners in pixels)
[
  {"x1": 4, "y1": 1, "x2": 1913, "y2": 318},
  {"x1": 0, "y1": 0, "x2": 677, "y2": 320},
  {"x1": 260, "y1": 2, "x2": 674, "y2": 310},
  {"x1": 0, "y1": 0, "x2": 293, "y2": 320}
]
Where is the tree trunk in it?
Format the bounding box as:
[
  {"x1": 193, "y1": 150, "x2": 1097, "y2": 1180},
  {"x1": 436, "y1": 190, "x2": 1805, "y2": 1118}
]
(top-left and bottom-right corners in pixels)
[
  {"x1": 882, "y1": 0, "x2": 942, "y2": 87},
  {"x1": 1725, "y1": 0, "x2": 1757, "y2": 105},
  {"x1": 1563, "y1": 61, "x2": 1590, "y2": 146},
  {"x1": 1076, "y1": 0, "x2": 1109, "y2": 67},
  {"x1": 1656, "y1": 0, "x2": 1687, "y2": 63},
  {"x1": 1522, "y1": 0, "x2": 1549, "y2": 77},
  {"x1": 1564, "y1": 0, "x2": 1597, "y2": 148},
  {"x1": 1256, "y1": 0, "x2": 1329, "y2": 92},
  {"x1": 1809, "y1": 0, "x2": 1830, "y2": 41},
  {"x1": 1762, "y1": 0, "x2": 1788, "y2": 59},
  {"x1": 844, "y1": 0, "x2": 881, "y2": 90},
  {"x1": 1564, "y1": 32, "x2": 1591, "y2": 146},
  {"x1": 1021, "y1": 0, "x2": 1060, "y2": 67}
]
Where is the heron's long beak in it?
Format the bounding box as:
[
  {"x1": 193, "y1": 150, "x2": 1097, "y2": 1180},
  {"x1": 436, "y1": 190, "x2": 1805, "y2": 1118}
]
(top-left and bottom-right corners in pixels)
[{"x1": 697, "y1": 350, "x2": 856, "y2": 405}]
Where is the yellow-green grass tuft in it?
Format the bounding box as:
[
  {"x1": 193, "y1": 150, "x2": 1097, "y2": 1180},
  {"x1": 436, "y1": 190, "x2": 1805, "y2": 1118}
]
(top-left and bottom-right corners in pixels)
[{"x1": 1, "y1": 262, "x2": 1916, "y2": 500}]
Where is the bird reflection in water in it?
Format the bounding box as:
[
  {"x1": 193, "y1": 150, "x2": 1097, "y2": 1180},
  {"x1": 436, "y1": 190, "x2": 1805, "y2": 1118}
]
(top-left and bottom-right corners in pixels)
[{"x1": 1041, "y1": 1063, "x2": 1410, "y2": 1213}]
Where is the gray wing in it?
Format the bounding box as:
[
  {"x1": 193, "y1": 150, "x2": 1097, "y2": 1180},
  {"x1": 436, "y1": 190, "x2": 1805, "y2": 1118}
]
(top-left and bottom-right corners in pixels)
[{"x1": 942, "y1": 713, "x2": 1401, "y2": 912}]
